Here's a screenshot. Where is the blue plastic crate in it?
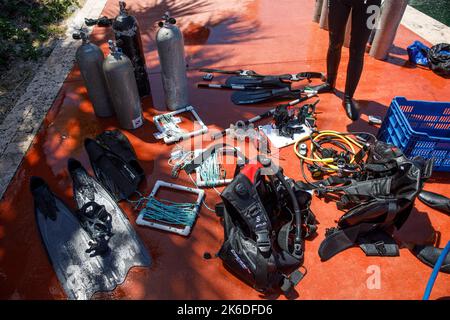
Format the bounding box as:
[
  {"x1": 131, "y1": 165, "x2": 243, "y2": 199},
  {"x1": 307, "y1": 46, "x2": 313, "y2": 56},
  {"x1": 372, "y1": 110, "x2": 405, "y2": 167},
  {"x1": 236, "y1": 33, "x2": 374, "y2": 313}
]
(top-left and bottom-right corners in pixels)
[{"x1": 377, "y1": 97, "x2": 450, "y2": 172}]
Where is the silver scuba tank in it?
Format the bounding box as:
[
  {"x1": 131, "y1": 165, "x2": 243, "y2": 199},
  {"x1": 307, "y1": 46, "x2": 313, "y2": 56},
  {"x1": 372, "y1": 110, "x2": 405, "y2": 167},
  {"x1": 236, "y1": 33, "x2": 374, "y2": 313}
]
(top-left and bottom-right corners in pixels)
[
  {"x1": 156, "y1": 12, "x2": 189, "y2": 111},
  {"x1": 103, "y1": 40, "x2": 143, "y2": 130},
  {"x1": 73, "y1": 31, "x2": 114, "y2": 118}
]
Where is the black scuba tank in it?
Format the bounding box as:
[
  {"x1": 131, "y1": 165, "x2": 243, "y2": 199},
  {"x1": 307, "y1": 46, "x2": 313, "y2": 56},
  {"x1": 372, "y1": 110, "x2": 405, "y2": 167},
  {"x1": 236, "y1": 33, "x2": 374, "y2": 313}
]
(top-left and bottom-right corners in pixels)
[{"x1": 112, "y1": 1, "x2": 151, "y2": 97}]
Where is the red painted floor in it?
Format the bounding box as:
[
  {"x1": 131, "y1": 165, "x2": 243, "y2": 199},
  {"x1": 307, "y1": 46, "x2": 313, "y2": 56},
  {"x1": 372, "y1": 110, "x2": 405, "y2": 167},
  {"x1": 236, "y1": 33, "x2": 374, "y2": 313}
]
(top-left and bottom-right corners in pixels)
[{"x1": 1, "y1": 0, "x2": 449, "y2": 300}]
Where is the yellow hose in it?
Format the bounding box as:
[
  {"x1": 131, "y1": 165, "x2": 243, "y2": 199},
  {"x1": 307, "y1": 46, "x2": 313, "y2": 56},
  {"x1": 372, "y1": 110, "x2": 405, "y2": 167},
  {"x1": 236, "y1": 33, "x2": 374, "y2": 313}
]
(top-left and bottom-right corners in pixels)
[{"x1": 294, "y1": 130, "x2": 363, "y2": 171}]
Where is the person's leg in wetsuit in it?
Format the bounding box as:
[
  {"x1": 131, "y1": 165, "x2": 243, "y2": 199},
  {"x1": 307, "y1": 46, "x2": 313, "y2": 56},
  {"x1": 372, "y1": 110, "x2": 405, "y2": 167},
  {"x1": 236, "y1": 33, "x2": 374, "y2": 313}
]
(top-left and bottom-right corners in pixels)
[{"x1": 312, "y1": 0, "x2": 381, "y2": 120}]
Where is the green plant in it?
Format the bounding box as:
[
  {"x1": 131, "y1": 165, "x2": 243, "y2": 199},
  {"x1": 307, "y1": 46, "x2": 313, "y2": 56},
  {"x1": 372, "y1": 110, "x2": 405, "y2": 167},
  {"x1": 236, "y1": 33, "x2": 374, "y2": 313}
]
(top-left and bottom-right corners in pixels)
[{"x1": 0, "y1": 0, "x2": 79, "y2": 68}]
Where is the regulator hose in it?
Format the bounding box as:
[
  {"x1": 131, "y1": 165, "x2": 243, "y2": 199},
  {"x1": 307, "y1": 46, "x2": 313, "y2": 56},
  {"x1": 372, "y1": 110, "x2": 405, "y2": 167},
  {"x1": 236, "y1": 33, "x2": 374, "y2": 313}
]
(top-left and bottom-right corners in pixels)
[{"x1": 294, "y1": 130, "x2": 363, "y2": 168}]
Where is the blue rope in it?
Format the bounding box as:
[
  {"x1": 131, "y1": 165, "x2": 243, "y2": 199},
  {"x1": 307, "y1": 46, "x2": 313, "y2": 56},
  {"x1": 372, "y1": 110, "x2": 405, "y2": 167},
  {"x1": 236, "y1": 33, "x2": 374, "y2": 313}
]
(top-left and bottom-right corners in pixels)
[
  {"x1": 199, "y1": 152, "x2": 223, "y2": 187},
  {"x1": 139, "y1": 197, "x2": 198, "y2": 227}
]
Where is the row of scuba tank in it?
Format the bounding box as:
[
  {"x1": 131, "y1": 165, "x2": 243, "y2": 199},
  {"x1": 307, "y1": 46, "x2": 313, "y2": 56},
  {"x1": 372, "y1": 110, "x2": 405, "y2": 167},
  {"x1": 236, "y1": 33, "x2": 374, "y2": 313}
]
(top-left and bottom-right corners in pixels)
[{"x1": 75, "y1": 1, "x2": 188, "y2": 130}]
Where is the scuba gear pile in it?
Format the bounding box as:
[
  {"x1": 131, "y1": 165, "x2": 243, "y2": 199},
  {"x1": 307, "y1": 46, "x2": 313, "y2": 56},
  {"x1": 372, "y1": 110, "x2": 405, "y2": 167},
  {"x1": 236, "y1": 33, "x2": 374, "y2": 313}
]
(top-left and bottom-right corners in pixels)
[
  {"x1": 428, "y1": 43, "x2": 450, "y2": 78},
  {"x1": 215, "y1": 156, "x2": 317, "y2": 295},
  {"x1": 153, "y1": 106, "x2": 208, "y2": 144},
  {"x1": 305, "y1": 141, "x2": 434, "y2": 261},
  {"x1": 103, "y1": 40, "x2": 143, "y2": 130},
  {"x1": 272, "y1": 100, "x2": 318, "y2": 139},
  {"x1": 135, "y1": 180, "x2": 204, "y2": 237},
  {"x1": 258, "y1": 100, "x2": 318, "y2": 149},
  {"x1": 156, "y1": 12, "x2": 190, "y2": 110},
  {"x1": 212, "y1": 98, "x2": 304, "y2": 140},
  {"x1": 85, "y1": 129, "x2": 145, "y2": 201},
  {"x1": 86, "y1": 1, "x2": 151, "y2": 97},
  {"x1": 73, "y1": 31, "x2": 114, "y2": 118}
]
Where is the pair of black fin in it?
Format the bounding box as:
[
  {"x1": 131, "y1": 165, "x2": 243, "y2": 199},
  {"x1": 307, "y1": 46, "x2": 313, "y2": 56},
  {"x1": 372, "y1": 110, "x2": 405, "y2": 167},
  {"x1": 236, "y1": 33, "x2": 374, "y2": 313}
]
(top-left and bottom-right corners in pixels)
[
  {"x1": 31, "y1": 158, "x2": 151, "y2": 300},
  {"x1": 85, "y1": 129, "x2": 144, "y2": 201},
  {"x1": 199, "y1": 70, "x2": 322, "y2": 105},
  {"x1": 231, "y1": 87, "x2": 308, "y2": 105}
]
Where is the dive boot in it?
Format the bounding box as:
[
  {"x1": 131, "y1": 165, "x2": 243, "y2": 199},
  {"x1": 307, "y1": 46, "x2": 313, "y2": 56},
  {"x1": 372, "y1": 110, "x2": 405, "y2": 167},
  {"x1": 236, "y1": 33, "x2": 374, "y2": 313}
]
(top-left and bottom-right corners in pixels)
[
  {"x1": 343, "y1": 95, "x2": 360, "y2": 121},
  {"x1": 418, "y1": 191, "x2": 450, "y2": 215},
  {"x1": 413, "y1": 245, "x2": 450, "y2": 274}
]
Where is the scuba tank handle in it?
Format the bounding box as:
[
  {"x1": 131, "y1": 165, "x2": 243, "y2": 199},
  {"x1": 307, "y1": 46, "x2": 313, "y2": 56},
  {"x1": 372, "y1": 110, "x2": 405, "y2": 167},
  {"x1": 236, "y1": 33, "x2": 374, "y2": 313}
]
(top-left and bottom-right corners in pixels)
[
  {"x1": 72, "y1": 30, "x2": 89, "y2": 43},
  {"x1": 158, "y1": 11, "x2": 177, "y2": 27},
  {"x1": 119, "y1": 1, "x2": 128, "y2": 14}
]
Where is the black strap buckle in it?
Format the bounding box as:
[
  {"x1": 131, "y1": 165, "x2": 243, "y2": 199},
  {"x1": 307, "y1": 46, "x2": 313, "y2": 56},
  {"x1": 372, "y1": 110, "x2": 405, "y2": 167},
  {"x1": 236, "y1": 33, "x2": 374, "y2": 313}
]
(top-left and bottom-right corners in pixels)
[
  {"x1": 256, "y1": 231, "x2": 271, "y2": 253},
  {"x1": 374, "y1": 241, "x2": 387, "y2": 255}
]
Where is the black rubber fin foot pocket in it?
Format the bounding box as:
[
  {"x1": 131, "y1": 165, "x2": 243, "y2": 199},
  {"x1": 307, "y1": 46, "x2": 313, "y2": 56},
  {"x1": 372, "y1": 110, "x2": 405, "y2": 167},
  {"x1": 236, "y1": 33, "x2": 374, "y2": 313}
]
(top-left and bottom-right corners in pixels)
[{"x1": 413, "y1": 245, "x2": 450, "y2": 274}]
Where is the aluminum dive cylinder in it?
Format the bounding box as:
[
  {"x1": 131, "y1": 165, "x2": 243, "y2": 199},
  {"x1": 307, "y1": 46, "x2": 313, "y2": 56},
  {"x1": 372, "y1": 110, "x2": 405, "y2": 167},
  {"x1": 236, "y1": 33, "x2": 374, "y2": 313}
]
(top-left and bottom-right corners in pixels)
[
  {"x1": 313, "y1": 0, "x2": 324, "y2": 23},
  {"x1": 369, "y1": 0, "x2": 408, "y2": 60},
  {"x1": 112, "y1": 1, "x2": 151, "y2": 97},
  {"x1": 73, "y1": 31, "x2": 114, "y2": 118},
  {"x1": 103, "y1": 40, "x2": 143, "y2": 130},
  {"x1": 156, "y1": 13, "x2": 189, "y2": 111}
]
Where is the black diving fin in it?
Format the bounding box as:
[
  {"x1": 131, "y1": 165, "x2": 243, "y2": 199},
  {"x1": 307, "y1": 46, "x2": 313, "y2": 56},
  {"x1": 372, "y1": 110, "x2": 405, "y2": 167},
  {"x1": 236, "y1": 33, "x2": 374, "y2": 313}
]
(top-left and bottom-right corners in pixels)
[
  {"x1": 32, "y1": 176, "x2": 149, "y2": 300},
  {"x1": 225, "y1": 76, "x2": 291, "y2": 89},
  {"x1": 84, "y1": 130, "x2": 144, "y2": 201},
  {"x1": 68, "y1": 158, "x2": 151, "y2": 279},
  {"x1": 199, "y1": 67, "x2": 325, "y2": 82},
  {"x1": 413, "y1": 245, "x2": 450, "y2": 274},
  {"x1": 231, "y1": 88, "x2": 317, "y2": 105},
  {"x1": 418, "y1": 191, "x2": 450, "y2": 215}
]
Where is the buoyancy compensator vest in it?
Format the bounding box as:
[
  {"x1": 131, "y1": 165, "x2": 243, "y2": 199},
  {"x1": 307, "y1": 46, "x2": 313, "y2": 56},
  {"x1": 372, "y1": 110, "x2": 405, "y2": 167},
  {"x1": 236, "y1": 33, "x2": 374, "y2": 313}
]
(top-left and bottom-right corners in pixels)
[
  {"x1": 215, "y1": 156, "x2": 317, "y2": 296},
  {"x1": 316, "y1": 141, "x2": 434, "y2": 261}
]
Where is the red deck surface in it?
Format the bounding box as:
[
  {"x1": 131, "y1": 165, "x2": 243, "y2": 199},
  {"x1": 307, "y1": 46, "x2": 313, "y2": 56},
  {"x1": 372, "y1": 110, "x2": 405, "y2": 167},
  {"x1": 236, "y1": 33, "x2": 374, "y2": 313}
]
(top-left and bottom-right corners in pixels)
[{"x1": 0, "y1": 0, "x2": 449, "y2": 300}]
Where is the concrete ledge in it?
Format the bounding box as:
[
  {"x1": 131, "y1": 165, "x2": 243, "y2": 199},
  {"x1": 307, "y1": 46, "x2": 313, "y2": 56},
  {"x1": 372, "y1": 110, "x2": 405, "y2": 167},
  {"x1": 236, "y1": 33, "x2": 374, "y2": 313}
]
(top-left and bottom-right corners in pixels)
[
  {"x1": 401, "y1": 5, "x2": 450, "y2": 45},
  {"x1": 0, "y1": 0, "x2": 108, "y2": 200}
]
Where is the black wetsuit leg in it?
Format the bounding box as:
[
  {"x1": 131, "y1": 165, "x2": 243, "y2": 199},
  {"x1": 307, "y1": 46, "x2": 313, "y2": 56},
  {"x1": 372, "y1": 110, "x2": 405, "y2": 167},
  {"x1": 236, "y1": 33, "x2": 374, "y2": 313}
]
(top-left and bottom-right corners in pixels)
[
  {"x1": 311, "y1": 0, "x2": 351, "y2": 93},
  {"x1": 327, "y1": 0, "x2": 352, "y2": 88},
  {"x1": 321, "y1": 0, "x2": 381, "y2": 120},
  {"x1": 345, "y1": 0, "x2": 381, "y2": 98}
]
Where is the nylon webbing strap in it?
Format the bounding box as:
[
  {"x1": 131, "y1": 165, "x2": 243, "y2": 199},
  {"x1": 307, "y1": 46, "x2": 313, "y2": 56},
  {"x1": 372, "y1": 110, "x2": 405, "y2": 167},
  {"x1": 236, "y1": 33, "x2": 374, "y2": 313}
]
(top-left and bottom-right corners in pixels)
[
  {"x1": 318, "y1": 223, "x2": 375, "y2": 261},
  {"x1": 254, "y1": 249, "x2": 269, "y2": 291},
  {"x1": 358, "y1": 229, "x2": 399, "y2": 257}
]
